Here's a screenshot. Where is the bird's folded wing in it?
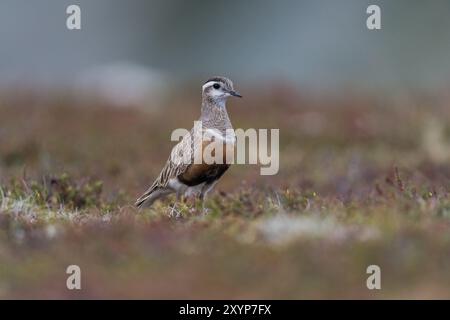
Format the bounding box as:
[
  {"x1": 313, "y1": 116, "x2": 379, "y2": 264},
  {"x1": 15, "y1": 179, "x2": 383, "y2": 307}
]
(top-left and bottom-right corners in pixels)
[{"x1": 148, "y1": 128, "x2": 204, "y2": 189}]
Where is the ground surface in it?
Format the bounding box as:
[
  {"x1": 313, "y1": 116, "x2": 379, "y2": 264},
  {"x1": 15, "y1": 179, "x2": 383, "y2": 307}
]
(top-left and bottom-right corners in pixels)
[{"x1": 0, "y1": 88, "x2": 449, "y2": 298}]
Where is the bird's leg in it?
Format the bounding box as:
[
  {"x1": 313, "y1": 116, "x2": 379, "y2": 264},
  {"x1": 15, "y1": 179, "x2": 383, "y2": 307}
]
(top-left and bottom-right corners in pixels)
[
  {"x1": 169, "y1": 189, "x2": 187, "y2": 218},
  {"x1": 169, "y1": 203, "x2": 176, "y2": 217},
  {"x1": 199, "y1": 192, "x2": 209, "y2": 215},
  {"x1": 169, "y1": 203, "x2": 182, "y2": 218},
  {"x1": 199, "y1": 181, "x2": 217, "y2": 215}
]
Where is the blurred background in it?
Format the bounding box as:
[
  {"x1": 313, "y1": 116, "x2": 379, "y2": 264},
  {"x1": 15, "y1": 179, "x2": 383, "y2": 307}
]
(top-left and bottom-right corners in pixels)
[
  {"x1": 0, "y1": 1, "x2": 449, "y2": 299},
  {"x1": 1, "y1": 0, "x2": 450, "y2": 95},
  {"x1": 1, "y1": 0, "x2": 449, "y2": 194}
]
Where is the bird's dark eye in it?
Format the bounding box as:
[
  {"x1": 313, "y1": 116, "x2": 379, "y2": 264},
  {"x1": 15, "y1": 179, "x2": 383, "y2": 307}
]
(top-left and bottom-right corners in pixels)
[{"x1": 213, "y1": 83, "x2": 221, "y2": 89}]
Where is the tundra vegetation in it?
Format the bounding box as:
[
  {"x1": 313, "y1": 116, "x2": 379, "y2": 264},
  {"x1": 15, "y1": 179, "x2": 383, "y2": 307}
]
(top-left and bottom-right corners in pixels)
[{"x1": 0, "y1": 88, "x2": 449, "y2": 298}]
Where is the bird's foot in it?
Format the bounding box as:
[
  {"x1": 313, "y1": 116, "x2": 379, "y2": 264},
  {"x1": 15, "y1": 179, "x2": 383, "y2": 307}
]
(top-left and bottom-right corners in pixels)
[
  {"x1": 201, "y1": 204, "x2": 211, "y2": 215},
  {"x1": 168, "y1": 204, "x2": 182, "y2": 219}
]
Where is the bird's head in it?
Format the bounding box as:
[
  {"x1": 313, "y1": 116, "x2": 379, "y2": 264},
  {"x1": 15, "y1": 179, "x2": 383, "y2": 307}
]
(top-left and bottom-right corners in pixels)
[{"x1": 202, "y1": 76, "x2": 242, "y2": 104}]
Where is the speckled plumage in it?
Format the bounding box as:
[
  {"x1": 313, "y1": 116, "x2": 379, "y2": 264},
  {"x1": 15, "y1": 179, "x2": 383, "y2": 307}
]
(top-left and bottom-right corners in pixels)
[{"x1": 135, "y1": 77, "x2": 241, "y2": 209}]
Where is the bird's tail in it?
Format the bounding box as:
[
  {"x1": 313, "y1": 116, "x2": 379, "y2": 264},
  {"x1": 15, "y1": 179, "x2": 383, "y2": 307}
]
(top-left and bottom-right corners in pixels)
[{"x1": 135, "y1": 186, "x2": 166, "y2": 208}]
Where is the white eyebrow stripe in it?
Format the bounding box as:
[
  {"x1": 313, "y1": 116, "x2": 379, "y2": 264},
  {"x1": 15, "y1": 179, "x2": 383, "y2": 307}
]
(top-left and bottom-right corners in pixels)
[{"x1": 202, "y1": 81, "x2": 217, "y2": 91}]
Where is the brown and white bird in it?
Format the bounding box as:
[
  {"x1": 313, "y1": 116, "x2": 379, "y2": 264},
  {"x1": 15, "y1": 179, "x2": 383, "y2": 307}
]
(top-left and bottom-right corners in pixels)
[{"x1": 135, "y1": 76, "x2": 242, "y2": 209}]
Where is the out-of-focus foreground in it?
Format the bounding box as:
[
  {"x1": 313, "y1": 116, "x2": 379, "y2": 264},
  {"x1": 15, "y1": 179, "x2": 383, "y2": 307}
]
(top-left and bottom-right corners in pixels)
[{"x1": 0, "y1": 87, "x2": 449, "y2": 298}]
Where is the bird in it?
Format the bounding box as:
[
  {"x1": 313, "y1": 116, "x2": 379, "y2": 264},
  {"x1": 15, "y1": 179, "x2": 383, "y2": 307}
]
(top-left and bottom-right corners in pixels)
[{"x1": 135, "y1": 76, "x2": 242, "y2": 210}]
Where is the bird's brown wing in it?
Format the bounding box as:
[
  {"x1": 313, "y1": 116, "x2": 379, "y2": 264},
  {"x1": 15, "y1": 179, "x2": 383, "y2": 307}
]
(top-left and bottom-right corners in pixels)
[
  {"x1": 135, "y1": 127, "x2": 235, "y2": 207},
  {"x1": 135, "y1": 129, "x2": 199, "y2": 207}
]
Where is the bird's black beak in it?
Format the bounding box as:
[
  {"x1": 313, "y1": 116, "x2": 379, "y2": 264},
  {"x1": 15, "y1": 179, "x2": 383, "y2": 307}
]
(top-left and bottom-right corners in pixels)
[{"x1": 229, "y1": 90, "x2": 242, "y2": 98}]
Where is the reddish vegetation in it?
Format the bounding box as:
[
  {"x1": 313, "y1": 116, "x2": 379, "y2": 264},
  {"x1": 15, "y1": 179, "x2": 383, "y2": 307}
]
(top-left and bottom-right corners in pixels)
[{"x1": 0, "y1": 88, "x2": 449, "y2": 298}]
